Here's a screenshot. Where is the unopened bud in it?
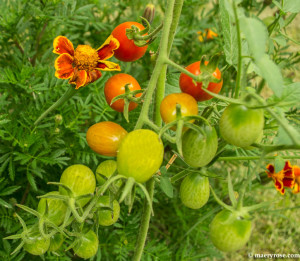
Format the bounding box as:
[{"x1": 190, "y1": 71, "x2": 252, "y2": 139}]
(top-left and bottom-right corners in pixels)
[
  {"x1": 142, "y1": 4, "x2": 155, "y2": 26},
  {"x1": 55, "y1": 114, "x2": 63, "y2": 124}
]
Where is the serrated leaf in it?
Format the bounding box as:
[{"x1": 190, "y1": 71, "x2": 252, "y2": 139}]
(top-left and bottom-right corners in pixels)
[
  {"x1": 27, "y1": 172, "x2": 37, "y2": 191},
  {"x1": 9, "y1": 157, "x2": 15, "y2": 181},
  {"x1": 160, "y1": 177, "x2": 173, "y2": 198},
  {"x1": 0, "y1": 186, "x2": 21, "y2": 196},
  {"x1": 274, "y1": 156, "x2": 286, "y2": 173},
  {"x1": 0, "y1": 198, "x2": 12, "y2": 208}
]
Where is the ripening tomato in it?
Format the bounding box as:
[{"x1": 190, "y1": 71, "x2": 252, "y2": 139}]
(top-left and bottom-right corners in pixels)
[
  {"x1": 182, "y1": 125, "x2": 218, "y2": 168},
  {"x1": 23, "y1": 229, "x2": 50, "y2": 255},
  {"x1": 37, "y1": 191, "x2": 67, "y2": 226},
  {"x1": 112, "y1": 22, "x2": 148, "y2": 62},
  {"x1": 180, "y1": 173, "x2": 210, "y2": 209},
  {"x1": 160, "y1": 93, "x2": 198, "y2": 126},
  {"x1": 73, "y1": 230, "x2": 99, "y2": 259},
  {"x1": 48, "y1": 233, "x2": 64, "y2": 252},
  {"x1": 96, "y1": 195, "x2": 120, "y2": 226},
  {"x1": 209, "y1": 210, "x2": 252, "y2": 252},
  {"x1": 117, "y1": 129, "x2": 164, "y2": 183},
  {"x1": 86, "y1": 121, "x2": 128, "y2": 157},
  {"x1": 219, "y1": 104, "x2": 264, "y2": 148},
  {"x1": 59, "y1": 164, "x2": 96, "y2": 207},
  {"x1": 179, "y1": 61, "x2": 223, "y2": 101},
  {"x1": 104, "y1": 73, "x2": 142, "y2": 112}
]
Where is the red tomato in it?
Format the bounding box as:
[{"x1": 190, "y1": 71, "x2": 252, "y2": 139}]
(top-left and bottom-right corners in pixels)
[
  {"x1": 86, "y1": 121, "x2": 128, "y2": 157},
  {"x1": 179, "y1": 61, "x2": 223, "y2": 101},
  {"x1": 111, "y1": 22, "x2": 148, "y2": 62},
  {"x1": 160, "y1": 93, "x2": 198, "y2": 125},
  {"x1": 104, "y1": 73, "x2": 142, "y2": 112}
]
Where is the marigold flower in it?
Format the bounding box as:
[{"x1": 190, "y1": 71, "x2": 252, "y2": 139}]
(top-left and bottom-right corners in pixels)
[
  {"x1": 53, "y1": 36, "x2": 121, "y2": 89},
  {"x1": 197, "y1": 29, "x2": 218, "y2": 42},
  {"x1": 266, "y1": 160, "x2": 295, "y2": 195},
  {"x1": 292, "y1": 166, "x2": 300, "y2": 194}
]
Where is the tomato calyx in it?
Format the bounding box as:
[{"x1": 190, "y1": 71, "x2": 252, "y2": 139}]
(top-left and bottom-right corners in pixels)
[
  {"x1": 126, "y1": 17, "x2": 163, "y2": 47},
  {"x1": 110, "y1": 84, "x2": 145, "y2": 122}
]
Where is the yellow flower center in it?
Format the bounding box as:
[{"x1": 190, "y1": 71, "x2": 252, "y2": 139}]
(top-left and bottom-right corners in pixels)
[{"x1": 74, "y1": 45, "x2": 99, "y2": 71}]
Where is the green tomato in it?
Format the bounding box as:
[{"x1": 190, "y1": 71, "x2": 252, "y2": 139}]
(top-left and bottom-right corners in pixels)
[
  {"x1": 96, "y1": 160, "x2": 117, "y2": 185},
  {"x1": 48, "y1": 233, "x2": 64, "y2": 252},
  {"x1": 73, "y1": 230, "x2": 99, "y2": 259},
  {"x1": 23, "y1": 229, "x2": 50, "y2": 255},
  {"x1": 219, "y1": 104, "x2": 264, "y2": 148},
  {"x1": 117, "y1": 129, "x2": 164, "y2": 183},
  {"x1": 96, "y1": 195, "x2": 120, "y2": 226},
  {"x1": 209, "y1": 210, "x2": 252, "y2": 252},
  {"x1": 180, "y1": 174, "x2": 210, "y2": 209},
  {"x1": 182, "y1": 126, "x2": 218, "y2": 168},
  {"x1": 37, "y1": 191, "x2": 67, "y2": 226},
  {"x1": 59, "y1": 164, "x2": 96, "y2": 207}
]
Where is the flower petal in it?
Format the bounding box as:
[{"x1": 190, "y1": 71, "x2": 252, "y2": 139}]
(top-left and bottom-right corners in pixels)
[
  {"x1": 53, "y1": 36, "x2": 74, "y2": 56},
  {"x1": 96, "y1": 60, "x2": 121, "y2": 71},
  {"x1": 292, "y1": 166, "x2": 300, "y2": 194},
  {"x1": 69, "y1": 69, "x2": 88, "y2": 89},
  {"x1": 266, "y1": 164, "x2": 275, "y2": 177},
  {"x1": 97, "y1": 35, "x2": 120, "y2": 60},
  {"x1": 54, "y1": 53, "x2": 74, "y2": 79},
  {"x1": 87, "y1": 70, "x2": 102, "y2": 84},
  {"x1": 274, "y1": 179, "x2": 285, "y2": 195}
]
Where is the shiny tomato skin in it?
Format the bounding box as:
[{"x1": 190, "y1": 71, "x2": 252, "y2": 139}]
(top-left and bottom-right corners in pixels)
[
  {"x1": 180, "y1": 174, "x2": 210, "y2": 209},
  {"x1": 96, "y1": 195, "x2": 120, "y2": 226},
  {"x1": 48, "y1": 233, "x2": 64, "y2": 252},
  {"x1": 73, "y1": 230, "x2": 99, "y2": 259},
  {"x1": 59, "y1": 164, "x2": 96, "y2": 207},
  {"x1": 182, "y1": 126, "x2": 218, "y2": 168},
  {"x1": 37, "y1": 191, "x2": 67, "y2": 226},
  {"x1": 179, "y1": 61, "x2": 223, "y2": 101},
  {"x1": 219, "y1": 104, "x2": 264, "y2": 148},
  {"x1": 160, "y1": 93, "x2": 198, "y2": 125},
  {"x1": 104, "y1": 73, "x2": 142, "y2": 112},
  {"x1": 23, "y1": 229, "x2": 50, "y2": 255},
  {"x1": 209, "y1": 210, "x2": 252, "y2": 252},
  {"x1": 112, "y1": 22, "x2": 148, "y2": 62},
  {"x1": 117, "y1": 129, "x2": 164, "y2": 183},
  {"x1": 86, "y1": 121, "x2": 128, "y2": 157}
]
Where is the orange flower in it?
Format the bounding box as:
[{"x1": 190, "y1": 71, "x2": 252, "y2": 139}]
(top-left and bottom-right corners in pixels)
[
  {"x1": 53, "y1": 36, "x2": 121, "y2": 89},
  {"x1": 292, "y1": 166, "x2": 300, "y2": 194},
  {"x1": 266, "y1": 161, "x2": 295, "y2": 195},
  {"x1": 197, "y1": 29, "x2": 218, "y2": 42}
]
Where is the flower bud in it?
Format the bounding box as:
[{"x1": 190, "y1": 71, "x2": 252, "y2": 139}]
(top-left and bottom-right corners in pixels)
[
  {"x1": 55, "y1": 114, "x2": 63, "y2": 125},
  {"x1": 142, "y1": 4, "x2": 155, "y2": 26}
]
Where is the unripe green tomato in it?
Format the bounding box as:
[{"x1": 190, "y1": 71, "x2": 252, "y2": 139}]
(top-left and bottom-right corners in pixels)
[
  {"x1": 96, "y1": 195, "x2": 120, "y2": 226},
  {"x1": 182, "y1": 126, "x2": 218, "y2": 168},
  {"x1": 59, "y1": 164, "x2": 96, "y2": 207},
  {"x1": 117, "y1": 129, "x2": 164, "y2": 183},
  {"x1": 96, "y1": 160, "x2": 117, "y2": 185},
  {"x1": 37, "y1": 191, "x2": 67, "y2": 226},
  {"x1": 24, "y1": 229, "x2": 50, "y2": 255},
  {"x1": 48, "y1": 233, "x2": 64, "y2": 252},
  {"x1": 209, "y1": 210, "x2": 252, "y2": 252},
  {"x1": 180, "y1": 174, "x2": 210, "y2": 209},
  {"x1": 73, "y1": 230, "x2": 99, "y2": 259},
  {"x1": 243, "y1": 130, "x2": 263, "y2": 150},
  {"x1": 219, "y1": 104, "x2": 264, "y2": 148}
]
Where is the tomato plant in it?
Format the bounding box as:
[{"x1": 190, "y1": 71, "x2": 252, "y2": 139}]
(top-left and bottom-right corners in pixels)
[
  {"x1": 86, "y1": 121, "x2": 128, "y2": 157},
  {"x1": 219, "y1": 104, "x2": 264, "y2": 148},
  {"x1": 37, "y1": 191, "x2": 67, "y2": 226},
  {"x1": 179, "y1": 61, "x2": 223, "y2": 101},
  {"x1": 95, "y1": 195, "x2": 120, "y2": 226},
  {"x1": 209, "y1": 210, "x2": 252, "y2": 252},
  {"x1": 160, "y1": 93, "x2": 198, "y2": 125},
  {"x1": 117, "y1": 129, "x2": 164, "y2": 183},
  {"x1": 73, "y1": 230, "x2": 99, "y2": 259},
  {"x1": 96, "y1": 160, "x2": 117, "y2": 185},
  {"x1": 182, "y1": 125, "x2": 218, "y2": 168},
  {"x1": 23, "y1": 229, "x2": 50, "y2": 255},
  {"x1": 180, "y1": 173, "x2": 210, "y2": 209},
  {"x1": 104, "y1": 73, "x2": 142, "y2": 112},
  {"x1": 59, "y1": 164, "x2": 96, "y2": 207},
  {"x1": 48, "y1": 233, "x2": 64, "y2": 252},
  {"x1": 111, "y1": 22, "x2": 148, "y2": 62}
]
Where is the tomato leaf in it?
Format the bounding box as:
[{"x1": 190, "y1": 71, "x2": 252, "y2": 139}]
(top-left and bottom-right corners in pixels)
[
  {"x1": 274, "y1": 156, "x2": 286, "y2": 173},
  {"x1": 160, "y1": 177, "x2": 173, "y2": 198},
  {"x1": 273, "y1": 0, "x2": 300, "y2": 13}
]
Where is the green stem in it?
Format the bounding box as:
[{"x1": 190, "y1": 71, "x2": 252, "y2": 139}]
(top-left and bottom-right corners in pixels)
[
  {"x1": 218, "y1": 155, "x2": 300, "y2": 161},
  {"x1": 34, "y1": 86, "x2": 77, "y2": 125},
  {"x1": 233, "y1": 1, "x2": 243, "y2": 99}
]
